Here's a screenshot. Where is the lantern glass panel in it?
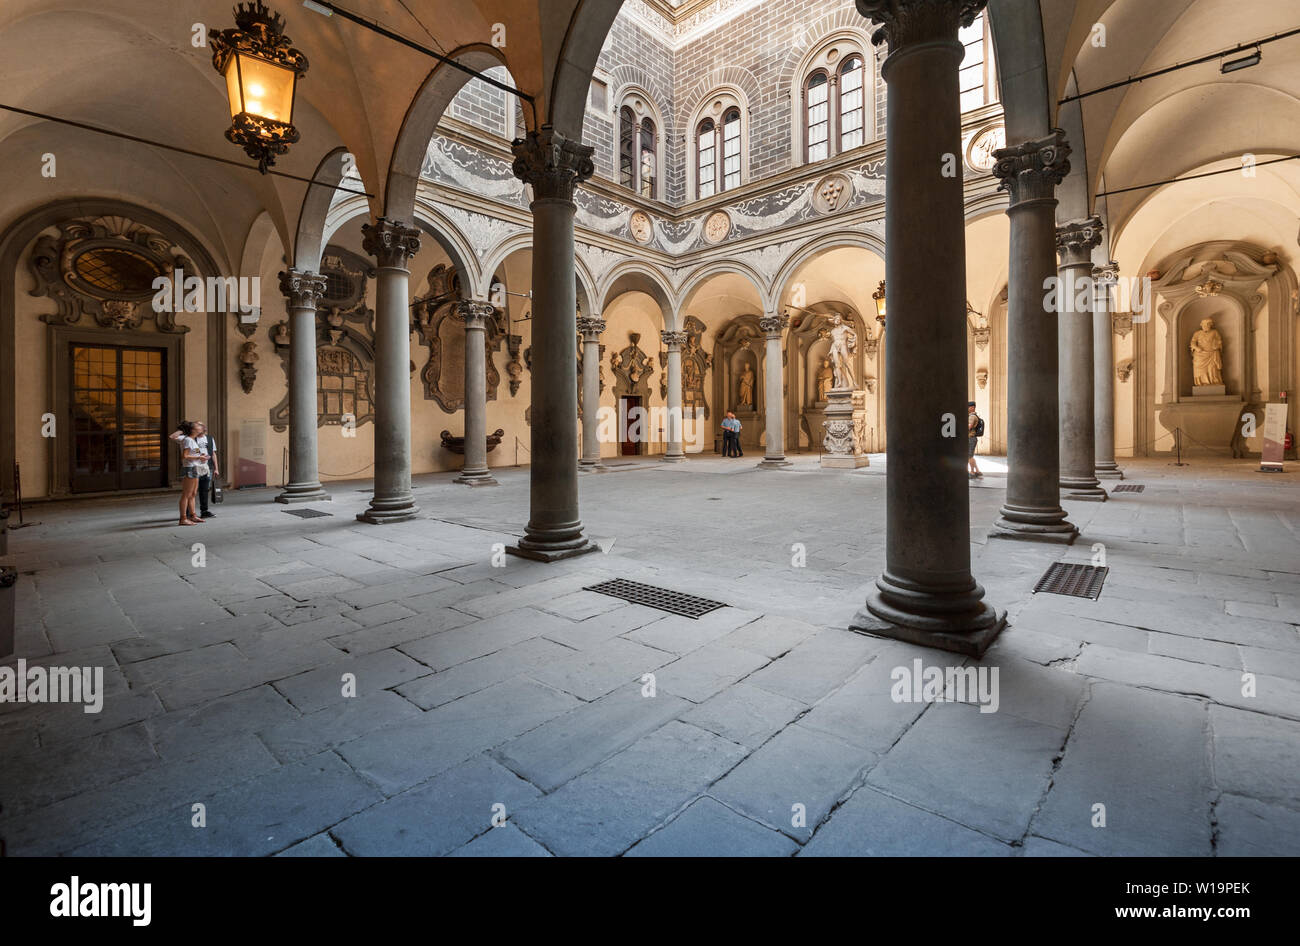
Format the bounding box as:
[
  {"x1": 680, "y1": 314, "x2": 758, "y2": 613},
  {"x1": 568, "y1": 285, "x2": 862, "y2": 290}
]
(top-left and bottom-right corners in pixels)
[{"x1": 233, "y1": 54, "x2": 296, "y2": 124}]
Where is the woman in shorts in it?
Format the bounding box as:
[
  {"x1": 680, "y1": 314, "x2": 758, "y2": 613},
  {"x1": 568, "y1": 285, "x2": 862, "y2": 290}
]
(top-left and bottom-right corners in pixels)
[{"x1": 171, "y1": 421, "x2": 208, "y2": 525}]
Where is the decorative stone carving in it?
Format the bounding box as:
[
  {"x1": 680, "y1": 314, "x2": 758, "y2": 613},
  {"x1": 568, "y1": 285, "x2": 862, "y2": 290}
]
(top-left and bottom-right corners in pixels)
[
  {"x1": 1116, "y1": 359, "x2": 1135, "y2": 383},
  {"x1": 506, "y1": 335, "x2": 525, "y2": 397},
  {"x1": 703, "y1": 210, "x2": 731, "y2": 244},
  {"x1": 975, "y1": 367, "x2": 988, "y2": 389},
  {"x1": 361, "y1": 217, "x2": 421, "y2": 269},
  {"x1": 812, "y1": 174, "x2": 851, "y2": 213},
  {"x1": 856, "y1": 0, "x2": 988, "y2": 48},
  {"x1": 1113, "y1": 311, "x2": 1134, "y2": 339},
  {"x1": 1189, "y1": 317, "x2": 1225, "y2": 387},
  {"x1": 238, "y1": 341, "x2": 259, "y2": 394},
  {"x1": 966, "y1": 122, "x2": 1005, "y2": 172},
  {"x1": 29, "y1": 216, "x2": 192, "y2": 333},
  {"x1": 821, "y1": 389, "x2": 869, "y2": 468},
  {"x1": 1056, "y1": 216, "x2": 1104, "y2": 266},
  {"x1": 737, "y1": 363, "x2": 756, "y2": 409},
  {"x1": 759, "y1": 313, "x2": 789, "y2": 337},
  {"x1": 629, "y1": 211, "x2": 654, "y2": 244},
  {"x1": 1194, "y1": 277, "x2": 1224, "y2": 297},
  {"x1": 827, "y1": 314, "x2": 858, "y2": 390},
  {"x1": 864, "y1": 377, "x2": 877, "y2": 394},
  {"x1": 511, "y1": 125, "x2": 595, "y2": 202},
  {"x1": 271, "y1": 320, "x2": 290, "y2": 348},
  {"x1": 611, "y1": 332, "x2": 655, "y2": 401},
  {"x1": 816, "y1": 358, "x2": 834, "y2": 402},
  {"x1": 440, "y1": 428, "x2": 505, "y2": 455},
  {"x1": 278, "y1": 269, "x2": 328, "y2": 310},
  {"x1": 992, "y1": 128, "x2": 1071, "y2": 206},
  {"x1": 414, "y1": 267, "x2": 504, "y2": 412}
]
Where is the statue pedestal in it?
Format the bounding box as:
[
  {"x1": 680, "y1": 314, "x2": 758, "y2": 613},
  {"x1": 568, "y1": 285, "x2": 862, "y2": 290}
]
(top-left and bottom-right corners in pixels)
[
  {"x1": 821, "y1": 389, "x2": 869, "y2": 469},
  {"x1": 1192, "y1": 384, "x2": 1226, "y2": 396}
]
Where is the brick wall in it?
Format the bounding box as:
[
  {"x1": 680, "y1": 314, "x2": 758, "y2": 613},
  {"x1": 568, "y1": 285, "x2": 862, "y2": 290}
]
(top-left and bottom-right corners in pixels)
[{"x1": 447, "y1": 66, "x2": 513, "y2": 139}]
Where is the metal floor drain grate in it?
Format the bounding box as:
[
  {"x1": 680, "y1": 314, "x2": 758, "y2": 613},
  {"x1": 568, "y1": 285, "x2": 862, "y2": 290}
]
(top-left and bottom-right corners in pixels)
[
  {"x1": 1113, "y1": 484, "x2": 1145, "y2": 493},
  {"x1": 283, "y1": 508, "x2": 333, "y2": 518},
  {"x1": 584, "y1": 578, "x2": 726, "y2": 619},
  {"x1": 1034, "y1": 562, "x2": 1108, "y2": 599}
]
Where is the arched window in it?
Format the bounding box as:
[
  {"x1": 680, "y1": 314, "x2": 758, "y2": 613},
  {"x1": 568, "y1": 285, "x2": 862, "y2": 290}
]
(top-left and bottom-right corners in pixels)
[
  {"x1": 619, "y1": 106, "x2": 635, "y2": 190},
  {"x1": 697, "y1": 118, "x2": 717, "y2": 199},
  {"x1": 639, "y1": 117, "x2": 656, "y2": 198},
  {"x1": 838, "y1": 56, "x2": 864, "y2": 152},
  {"x1": 805, "y1": 71, "x2": 829, "y2": 163},
  {"x1": 722, "y1": 108, "x2": 742, "y2": 191}
]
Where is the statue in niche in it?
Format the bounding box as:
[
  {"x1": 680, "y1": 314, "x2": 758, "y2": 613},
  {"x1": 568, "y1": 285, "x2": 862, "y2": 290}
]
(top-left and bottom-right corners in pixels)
[
  {"x1": 827, "y1": 314, "x2": 858, "y2": 390},
  {"x1": 815, "y1": 358, "x2": 834, "y2": 402},
  {"x1": 1189, "y1": 317, "x2": 1224, "y2": 386},
  {"x1": 738, "y1": 364, "x2": 755, "y2": 409}
]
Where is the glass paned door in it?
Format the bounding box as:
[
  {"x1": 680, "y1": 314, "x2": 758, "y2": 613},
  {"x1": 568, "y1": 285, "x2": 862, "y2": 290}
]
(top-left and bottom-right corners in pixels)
[{"x1": 70, "y1": 344, "x2": 167, "y2": 492}]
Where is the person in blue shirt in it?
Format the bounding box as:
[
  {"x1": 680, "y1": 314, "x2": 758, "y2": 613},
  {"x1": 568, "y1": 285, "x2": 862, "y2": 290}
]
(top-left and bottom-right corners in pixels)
[{"x1": 721, "y1": 411, "x2": 743, "y2": 457}]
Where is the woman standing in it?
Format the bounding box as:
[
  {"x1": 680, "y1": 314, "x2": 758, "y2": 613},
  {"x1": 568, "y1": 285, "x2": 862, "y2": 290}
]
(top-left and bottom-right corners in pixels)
[{"x1": 171, "y1": 421, "x2": 208, "y2": 525}]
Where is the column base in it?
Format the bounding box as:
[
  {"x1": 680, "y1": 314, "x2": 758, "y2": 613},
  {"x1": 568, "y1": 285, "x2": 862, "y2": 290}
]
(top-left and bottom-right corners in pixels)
[
  {"x1": 275, "y1": 484, "x2": 331, "y2": 504},
  {"x1": 822, "y1": 455, "x2": 870, "y2": 469},
  {"x1": 454, "y1": 470, "x2": 499, "y2": 487},
  {"x1": 850, "y1": 576, "x2": 1006, "y2": 658},
  {"x1": 989, "y1": 518, "x2": 1079, "y2": 544},
  {"x1": 1095, "y1": 463, "x2": 1124, "y2": 480},
  {"x1": 758, "y1": 457, "x2": 792, "y2": 468},
  {"x1": 508, "y1": 519, "x2": 597, "y2": 562},
  {"x1": 507, "y1": 539, "x2": 598, "y2": 562},
  {"x1": 579, "y1": 458, "x2": 607, "y2": 472},
  {"x1": 356, "y1": 497, "x2": 420, "y2": 525},
  {"x1": 1060, "y1": 475, "x2": 1107, "y2": 501},
  {"x1": 661, "y1": 453, "x2": 686, "y2": 463}
]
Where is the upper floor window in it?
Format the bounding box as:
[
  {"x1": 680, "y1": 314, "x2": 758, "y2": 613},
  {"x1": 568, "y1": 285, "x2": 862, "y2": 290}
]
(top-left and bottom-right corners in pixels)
[
  {"x1": 695, "y1": 103, "x2": 744, "y2": 199},
  {"x1": 959, "y1": 13, "x2": 999, "y2": 111},
  {"x1": 618, "y1": 98, "x2": 660, "y2": 199},
  {"x1": 798, "y1": 39, "x2": 876, "y2": 165}
]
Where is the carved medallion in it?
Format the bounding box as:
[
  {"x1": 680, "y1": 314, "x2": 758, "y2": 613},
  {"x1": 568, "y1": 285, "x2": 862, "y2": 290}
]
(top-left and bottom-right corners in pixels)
[
  {"x1": 703, "y1": 210, "x2": 731, "y2": 244},
  {"x1": 966, "y1": 123, "x2": 1006, "y2": 172},
  {"x1": 812, "y1": 174, "x2": 851, "y2": 213},
  {"x1": 629, "y1": 210, "x2": 654, "y2": 244}
]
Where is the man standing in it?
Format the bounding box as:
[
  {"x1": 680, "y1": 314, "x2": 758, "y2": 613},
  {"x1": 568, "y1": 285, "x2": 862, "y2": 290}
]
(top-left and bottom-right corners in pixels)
[
  {"x1": 729, "y1": 412, "x2": 744, "y2": 457},
  {"x1": 967, "y1": 401, "x2": 983, "y2": 479},
  {"x1": 195, "y1": 421, "x2": 219, "y2": 518}
]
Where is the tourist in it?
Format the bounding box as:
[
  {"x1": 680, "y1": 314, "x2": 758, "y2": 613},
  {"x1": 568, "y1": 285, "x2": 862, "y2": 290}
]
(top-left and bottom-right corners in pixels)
[
  {"x1": 724, "y1": 411, "x2": 743, "y2": 457},
  {"x1": 967, "y1": 400, "x2": 983, "y2": 479},
  {"x1": 194, "y1": 421, "x2": 219, "y2": 519},
  {"x1": 173, "y1": 421, "x2": 207, "y2": 525}
]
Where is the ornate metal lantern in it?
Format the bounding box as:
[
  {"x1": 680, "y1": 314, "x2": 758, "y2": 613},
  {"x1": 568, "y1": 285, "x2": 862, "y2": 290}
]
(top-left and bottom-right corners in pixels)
[
  {"x1": 872, "y1": 279, "x2": 886, "y2": 324},
  {"x1": 210, "y1": 2, "x2": 308, "y2": 173}
]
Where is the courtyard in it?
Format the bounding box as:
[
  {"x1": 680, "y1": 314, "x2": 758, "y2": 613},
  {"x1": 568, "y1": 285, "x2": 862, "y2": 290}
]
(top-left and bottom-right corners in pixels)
[{"x1": 2, "y1": 456, "x2": 1297, "y2": 857}]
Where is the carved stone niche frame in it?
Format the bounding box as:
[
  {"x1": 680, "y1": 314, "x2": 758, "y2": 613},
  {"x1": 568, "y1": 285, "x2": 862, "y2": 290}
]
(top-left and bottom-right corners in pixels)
[
  {"x1": 29, "y1": 216, "x2": 194, "y2": 334},
  {"x1": 270, "y1": 245, "x2": 378, "y2": 430},
  {"x1": 415, "y1": 263, "x2": 506, "y2": 412},
  {"x1": 611, "y1": 331, "x2": 655, "y2": 403},
  {"x1": 657, "y1": 315, "x2": 712, "y2": 420}
]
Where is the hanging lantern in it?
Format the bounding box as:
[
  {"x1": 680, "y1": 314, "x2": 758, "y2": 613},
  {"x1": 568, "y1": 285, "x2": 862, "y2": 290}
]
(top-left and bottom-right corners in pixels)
[
  {"x1": 872, "y1": 279, "x2": 886, "y2": 324},
  {"x1": 210, "y1": 2, "x2": 308, "y2": 173}
]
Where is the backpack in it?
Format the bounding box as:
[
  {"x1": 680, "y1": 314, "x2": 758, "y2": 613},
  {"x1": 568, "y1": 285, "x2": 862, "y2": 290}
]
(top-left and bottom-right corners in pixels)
[{"x1": 974, "y1": 415, "x2": 985, "y2": 438}]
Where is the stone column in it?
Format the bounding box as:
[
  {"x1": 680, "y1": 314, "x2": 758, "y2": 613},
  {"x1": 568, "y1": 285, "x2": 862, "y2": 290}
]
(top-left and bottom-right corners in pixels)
[
  {"x1": 454, "y1": 299, "x2": 498, "y2": 487},
  {"x1": 578, "y1": 316, "x2": 606, "y2": 470},
  {"x1": 357, "y1": 217, "x2": 421, "y2": 525},
  {"x1": 759, "y1": 313, "x2": 791, "y2": 468},
  {"x1": 850, "y1": 0, "x2": 1004, "y2": 657},
  {"x1": 275, "y1": 269, "x2": 330, "y2": 503},
  {"x1": 1056, "y1": 217, "x2": 1107, "y2": 500},
  {"x1": 1092, "y1": 261, "x2": 1123, "y2": 478},
  {"x1": 661, "y1": 330, "x2": 687, "y2": 462},
  {"x1": 989, "y1": 129, "x2": 1079, "y2": 542},
  {"x1": 508, "y1": 126, "x2": 596, "y2": 561}
]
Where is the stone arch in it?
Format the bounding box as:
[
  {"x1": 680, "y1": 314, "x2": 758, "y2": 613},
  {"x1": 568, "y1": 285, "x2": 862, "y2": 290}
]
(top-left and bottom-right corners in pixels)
[
  {"x1": 676, "y1": 260, "x2": 769, "y2": 315},
  {"x1": 547, "y1": 0, "x2": 628, "y2": 140},
  {"x1": 985, "y1": 0, "x2": 1053, "y2": 142},
  {"x1": 601, "y1": 261, "x2": 675, "y2": 329},
  {"x1": 0, "y1": 197, "x2": 229, "y2": 496},
  {"x1": 294, "y1": 148, "x2": 367, "y2": 273},
  {"x1": 771, "y1": 230, "x2": 887, "y2": 313},
  {"x1": 385, "y1": 45, "x2": 513, "y2": 223}
]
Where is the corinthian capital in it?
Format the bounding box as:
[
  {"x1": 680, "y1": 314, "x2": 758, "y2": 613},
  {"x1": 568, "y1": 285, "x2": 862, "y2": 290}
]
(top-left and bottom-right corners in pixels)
[
  {"x1": 278, "y1": 269, "x2": 327, "y2": 309},
  {"x1": 577, "y1": 316, "x2": 606, "y2": 341},
  {"x1": 992, "y1": 129, "x2": 1071, "y2": 206},
  {"x1": 361, "y1": 217, "x2": 421, "y2": 269},
  {"x1": 856, "y1": 0, "x2": 987, "y2": 48},
  {"x1": 454, "y1": 299, "x2": 496, "y2": 331},
  {"x1": 511, "y1": 125, "x2": 595, "y2": 202},
  {"x1": 1056, "y1": 216, "x2": 1104, "y2": 266},
  {"x1": 660, "y1": 330, "x2": 688, "y2": 350},
  {"x1": 759, "y1": 313, "x2": 789, "y2": 337}
]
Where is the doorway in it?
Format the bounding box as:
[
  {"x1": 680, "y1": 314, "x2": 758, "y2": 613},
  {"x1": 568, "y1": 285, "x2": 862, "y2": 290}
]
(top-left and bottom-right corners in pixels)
[
  {"x1": 619, "y1": 395, "x2": 643, "y2": 456},
  {"x1": 69, "y1": 343, "x2": 167, "y2": 492}
]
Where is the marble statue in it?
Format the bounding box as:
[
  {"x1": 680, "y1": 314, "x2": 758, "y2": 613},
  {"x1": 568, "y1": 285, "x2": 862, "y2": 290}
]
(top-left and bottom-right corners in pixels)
[
  {"x1": 1190, "y1": 317, "x2": 1224, "y2": 386},
  {"x1": 738, "y1": 364, "x2": 755, "y2": 408},
  {"x1": 827, "y1": 314, "x2": 858, "y2": 390},
  {"x1": 816, "y1": 357, "x2": 833, "y2": 402}
]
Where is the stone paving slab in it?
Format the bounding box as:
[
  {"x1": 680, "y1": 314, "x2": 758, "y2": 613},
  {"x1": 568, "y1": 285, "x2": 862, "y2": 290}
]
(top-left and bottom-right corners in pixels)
[
  {"x1": 626, "y1": 796, "x2": 798, "y2": 857},
  {"x1": 800, "y1": 786, "x2": 1013, "y2": 857},
  {"x1": 448, "y1": 822, "x2": 553, "y2": 856},
  {"x1": 511, "y1": 721, "x2": 748, "y2": 857}
]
